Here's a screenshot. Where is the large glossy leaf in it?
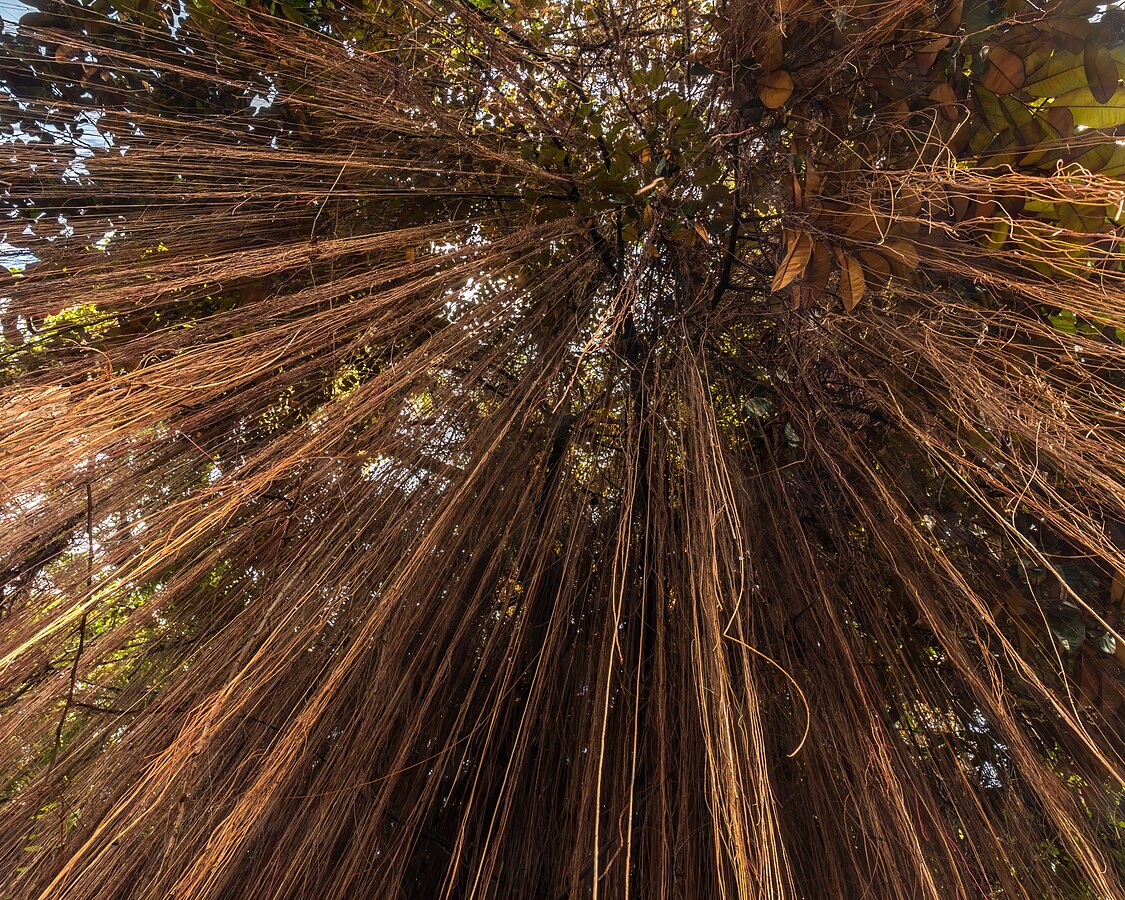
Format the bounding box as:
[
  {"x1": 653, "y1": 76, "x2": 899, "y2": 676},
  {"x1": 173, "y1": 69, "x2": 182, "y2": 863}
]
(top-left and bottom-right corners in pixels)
[
  {"x1": 1057, "y1": 201, "x2": 1107, "y2": 233},
  {"x1": 1025, "y1": 46, "x2": 1125, "y2": 98},
  {"x1": 833, "y1": 248, "x2": 865, "y2": 311},
  {"x1": 1025, "y1": 51, "x2": 1089, "y2": 97},
  {"x1": 1053, "y1": 84, "x2": 1125, "y2": 127},
  {"x1": 1084, "y1": 43, "x2": 1120, "y2": 104},
  {"x1": 772, "y1": 228, "x2": 812, "y2": 290},
  {"x1": 757, "y1": 68, "x2": 794, "y2": 109},
  {"x1": 980, "y1": 44, "x2": 1026, "y2": 94}
]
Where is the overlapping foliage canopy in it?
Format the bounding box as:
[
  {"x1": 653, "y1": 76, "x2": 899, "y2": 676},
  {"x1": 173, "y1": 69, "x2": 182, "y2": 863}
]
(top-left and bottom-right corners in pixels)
[{"x1": 2, "y1": 0, "x2": 1125, "y2": 896}]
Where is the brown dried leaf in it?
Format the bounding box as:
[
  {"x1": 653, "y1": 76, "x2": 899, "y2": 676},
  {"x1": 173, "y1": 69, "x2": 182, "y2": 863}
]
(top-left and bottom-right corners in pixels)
[
  {"x1": 803, "y1": 157, "x2": 821, "y2": 196},
  {"x1": 772, "y1": 229, "x2": 813, "y2": 291},
  {"x1": 1084, "y1": 43, "x2": 1119, "y2": 104},
  {"x1": 993, "y1": 587, "x2": 1030, "y2": 618},
  {"x1": 949, "y1": 191, "x2": 972, "y2": 222},
  {"x1": 981, "y1": 45, "x2": 1026, "y2": 94},
  {"x1": 1077, "y1": 651, "x2": 1125, "y2": 718},
  {"x1": 758, "y1": 68, "x2": 794, "y2": 109},
  {"x1": 806, "y1": 240, "x2": 831, "y2": 300},
  {"x1": 857, "y1": 249, "x2": 893, "y2": 286},
  {"x1": 786, "y1": 169, "x2": 803, "y2": 208},
  {"x1": 757, "y1": 31, "x2": 783, "y2": 73},
  {"x1": 912, "y1": 36, "x2": 949, "y2": 74},
  {"x1": 843, "y1": 206, "x2": 886, "y2": 243},
  {"x1": 1112, "y1": 567, "x2": 1125, "y2": 610},
  {"x1": 882, "y1": 240, "x2": 919, "y2": 278},
  {"x1": 894, "y1": 185, "x2": 923, "y2": 218},
  {"x1": 834, "y1": 248, "x2": 865, "y2": 311},
  {"x1": 939, "y1": 0, "x2": 963, "y2": 34},
  {"x1": 1078, "y1": 650, "x2": 1102, "y2": 709},
  {"x1": 1045, "y1": 104, "x2": 1075, "y2": 137},
  {"x1": 928, "y1": 81, "x2": 960, "y2": 121}
]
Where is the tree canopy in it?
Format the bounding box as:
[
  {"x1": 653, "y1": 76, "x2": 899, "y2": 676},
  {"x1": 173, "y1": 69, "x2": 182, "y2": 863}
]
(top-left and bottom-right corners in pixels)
[{"x1": 1, "y1": 0, "x2": 1125, "y2": 896}]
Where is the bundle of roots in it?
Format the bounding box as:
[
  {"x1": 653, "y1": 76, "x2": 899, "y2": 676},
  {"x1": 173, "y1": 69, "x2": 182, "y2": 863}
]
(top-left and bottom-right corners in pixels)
[{"x1": 0, "y1": 0, "x2": 1123, "y2": 896}]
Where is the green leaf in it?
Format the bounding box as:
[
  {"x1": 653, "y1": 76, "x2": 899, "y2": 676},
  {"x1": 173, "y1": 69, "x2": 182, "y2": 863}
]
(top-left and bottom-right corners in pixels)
[
  {"x1": 1073, "y1": 141, "x2": 1125, "y2": 176},
  {"x1": 1050, "y1": 309, "x2": 1078, "y2": 334},
  {"x1": 657, "y1": 92, "x2": 680, "y2": 114},
  {"x1": 695, "y1": 163, "x2": 722, "y2": 184},
  {"x1": 1053, "y1": 84, "x2": 1125, "y2": 128},
  {"x1": 1024, "y1": 51, "x2": 1089, "y2": 98},
  {"x1": 701, "y1": 183, "x2": 731, "y2": 205},
  {"x1": 1057, "y1": 201, "x2": 1106, "y2": 233}
]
